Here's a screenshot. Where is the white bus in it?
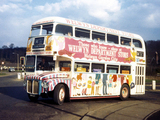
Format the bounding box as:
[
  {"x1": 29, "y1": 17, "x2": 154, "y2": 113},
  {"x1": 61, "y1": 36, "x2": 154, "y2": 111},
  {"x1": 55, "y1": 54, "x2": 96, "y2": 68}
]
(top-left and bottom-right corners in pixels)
[{"x1": 24, "y1": 17, "x2": 146, "y2": 105}]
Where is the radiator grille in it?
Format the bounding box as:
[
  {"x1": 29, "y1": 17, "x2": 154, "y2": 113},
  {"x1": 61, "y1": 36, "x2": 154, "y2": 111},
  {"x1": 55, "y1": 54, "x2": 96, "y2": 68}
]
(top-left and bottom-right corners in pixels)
[{"x1": 27, "y1": 80, "x2": 39, "y2": 94}]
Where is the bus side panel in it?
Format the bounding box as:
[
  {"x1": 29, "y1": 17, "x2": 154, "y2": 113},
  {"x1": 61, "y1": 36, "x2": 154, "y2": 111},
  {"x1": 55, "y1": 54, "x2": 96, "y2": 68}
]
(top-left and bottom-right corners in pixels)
[{"x1": 70, "y1": 73, "x2": 135, "y2": 97}]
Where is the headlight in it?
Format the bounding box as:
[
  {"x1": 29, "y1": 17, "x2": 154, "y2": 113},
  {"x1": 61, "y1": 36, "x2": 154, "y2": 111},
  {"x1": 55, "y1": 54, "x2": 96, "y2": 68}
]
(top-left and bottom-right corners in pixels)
[
  {"x1": 41, "y1": 81, "x2": 49, "y2": 88},
  {"x1": 23, "y1": 80, "x2": 27, "y2": 86}
]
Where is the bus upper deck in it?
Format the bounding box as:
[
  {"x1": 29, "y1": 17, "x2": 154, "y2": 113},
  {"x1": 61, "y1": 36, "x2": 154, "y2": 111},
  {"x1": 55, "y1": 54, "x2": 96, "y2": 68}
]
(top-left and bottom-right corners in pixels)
[{"x1": 26, "y1": 17, "x2": 145, "y2": 63}]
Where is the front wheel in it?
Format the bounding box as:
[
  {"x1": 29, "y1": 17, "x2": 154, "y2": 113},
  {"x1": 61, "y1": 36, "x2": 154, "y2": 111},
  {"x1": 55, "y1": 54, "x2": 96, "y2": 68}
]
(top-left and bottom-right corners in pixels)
[
  {"x1": 53, "y1": 84, "x2": 65, "y2": 105},
  {"x1": 120, "y1": 84, "x2": 130, "y2": 100},
  {"x1": 28, "y1": 94, "x2": 39, "y2": 102}
]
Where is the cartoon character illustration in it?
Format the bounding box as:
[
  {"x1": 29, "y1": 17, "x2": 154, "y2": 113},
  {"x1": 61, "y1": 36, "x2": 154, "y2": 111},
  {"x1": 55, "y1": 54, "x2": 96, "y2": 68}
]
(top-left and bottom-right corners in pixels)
[
  {"x1": 82, "y1": 80, "x2": 87, "y2": 95},
  {"x1": 112, "y1": 74, "x2": 118, "y2": 94},
  {"x1": 117, "y1": 75, "x2": 122, "y2": 89},
  {"x1": 91, "y1": 78, "x2": 95, "y2": 95},
  {"x1": 107, "y1": 75, "x2": 113, "y2": 95},
  {"x1": 103, "y1": 74, "x2": 108, "y2": 95},
  {"x1": 26, "y1": 38, "x2": 32, "y2": 52},
  {"x1": 95, "y1": 74, "x2": 101, "y2": 95},
  {"x1": 76, "y1": 73, "x2": 83, "y2": 96},
  {"x1": 127, "y1": 75, "x2": 135, "y2": 89},
  {"x1": 82, "y1": 74, "x2": 87, "y2": 95},
  {"x1": 45, "y1": 35, "x2": 53, "y2": 51},
  {"x1": 120, "y1": 75, "x2": 125, "y2": 85},
  {"x1": 131, "y1": 48, "x2": 136, "y2": 62},
  {"x1": 72, "y1": 77, "x2": 77, "y2": 96},
  {"x1": 112, "y1": 75, "x2": 117, "y2": 88},
  {"x1": 87, "y1": 76, "x2": 92, "y2": 95},
  {"x1": 98, "y1": 78, "x2": 103, "y2": 95},
  {"x1": 124, "y1": 48, "x2": 137, "y2": 62}
]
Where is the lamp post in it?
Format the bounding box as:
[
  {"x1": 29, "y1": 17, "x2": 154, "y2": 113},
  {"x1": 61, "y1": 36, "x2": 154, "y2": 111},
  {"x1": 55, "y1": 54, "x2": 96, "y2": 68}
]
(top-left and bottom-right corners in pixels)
[
  {"x1": 1, "y1": 61, "x2": 4, "y2": 72},
  {"x1": 13, "y1": 53, "x2": 19, "y2": 71}
]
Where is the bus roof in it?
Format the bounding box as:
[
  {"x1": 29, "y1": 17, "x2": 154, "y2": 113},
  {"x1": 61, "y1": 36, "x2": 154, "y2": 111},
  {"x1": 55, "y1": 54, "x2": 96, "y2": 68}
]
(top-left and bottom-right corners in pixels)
[{"x1": 32, "y1": 17, "x2": 143, "y2": 39}]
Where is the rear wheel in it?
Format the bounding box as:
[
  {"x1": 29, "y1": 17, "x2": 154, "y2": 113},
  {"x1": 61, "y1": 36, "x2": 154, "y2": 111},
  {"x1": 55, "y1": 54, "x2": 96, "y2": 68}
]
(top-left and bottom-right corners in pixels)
[
  {"x1": 120, "y1": 84, "x2": 130, "y2": 100},
  {"x1": 53, "y1": 84, "x2": 65, "y2": 105},
  {"x1": 28, "y1": 94, "x2": 39, "y2": 102}
]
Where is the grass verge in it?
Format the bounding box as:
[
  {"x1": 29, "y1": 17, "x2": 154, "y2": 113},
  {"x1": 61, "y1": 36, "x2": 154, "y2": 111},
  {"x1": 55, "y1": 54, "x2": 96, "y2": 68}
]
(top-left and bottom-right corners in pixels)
[
  {"x1": 0, "y1": 73, "x2": 7, "y2": 76},
  {"x1": 146, "y1": 79, "x2": 160, "y2": 84}
]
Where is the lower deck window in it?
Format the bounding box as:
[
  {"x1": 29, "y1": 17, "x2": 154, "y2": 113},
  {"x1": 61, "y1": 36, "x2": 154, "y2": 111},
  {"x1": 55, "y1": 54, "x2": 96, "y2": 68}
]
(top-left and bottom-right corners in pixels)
[
  {"x1": 120, "y1": 65, "x2": 131, "y2": 74},
  {"x1": 74, "y1": 62, "x2": 90, "y2": 72},
  {"x1": 92, "y1": 63, "x2": 104, "y2": 72},
  {"x1": 59, "y1": 61, "x2": 71, "y2": 71},
  {"x1": 107, "y1": 65, "x2": 119, "y2": 73},
  {"x1": 36, "y1": 56, "x2": 55, "y2": 71}
]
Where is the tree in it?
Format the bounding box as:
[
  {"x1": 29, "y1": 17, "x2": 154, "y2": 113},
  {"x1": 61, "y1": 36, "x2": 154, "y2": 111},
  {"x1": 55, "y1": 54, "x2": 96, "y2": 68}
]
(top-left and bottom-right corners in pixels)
[
  {"x1": 2, "y1": 45, "x2": 8, "y2": 49},
  {"x1": 9, "y1": 43, "x2": 14, "y2": 49}
]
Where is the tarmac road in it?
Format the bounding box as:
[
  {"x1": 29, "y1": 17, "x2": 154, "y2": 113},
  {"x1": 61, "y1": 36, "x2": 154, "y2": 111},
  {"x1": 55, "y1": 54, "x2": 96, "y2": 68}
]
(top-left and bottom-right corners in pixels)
[{"x1": 0, "y1": 72, "x2": 160, "y2": 120}]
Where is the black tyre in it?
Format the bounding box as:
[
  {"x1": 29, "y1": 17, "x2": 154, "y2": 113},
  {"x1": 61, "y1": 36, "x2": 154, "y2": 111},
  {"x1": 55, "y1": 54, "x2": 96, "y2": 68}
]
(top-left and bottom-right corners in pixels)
[
  {"x1": 120, "y1": 84, "x2": 130, "y2": 100},
  {"x1": 28, "y1": 94, "x2": 39, "y2": 102},
  {"x1": 53, "y1": 84, "x2": 65, "y2": 105}
]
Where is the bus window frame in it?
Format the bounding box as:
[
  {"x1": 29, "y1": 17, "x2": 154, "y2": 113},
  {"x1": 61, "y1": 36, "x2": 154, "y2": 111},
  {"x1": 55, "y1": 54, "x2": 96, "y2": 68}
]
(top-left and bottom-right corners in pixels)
[
  {"x1": 106, "y1": 64, "x2": 119, "y2": 73},
  {"x1": 30, "y1": 25, "x2": 41, "y2": 37},
  {"x1": 120, "y1": 65, "x2": 131, "y2": 74},
  {"x1": 75, "y1": 27, "x2": 90, "y2": 39},
  {"x1": 107, "y1": 34, "x2": 119, "y2": 44},
  {"x1": 59, "y1": 61, "x2": 71, "y2": 71},
  {"x1": 92, "y1": 31, "x2": 105, "y2": 42},
  {"x1": 74, "y1": 62, "x2": 90, "y2": 72},
  {"x1": 91, "y1": 63, "x2": 105, "y2": 73},
  {"x1": 41, "y1": 24, "x2": 54, "y2": 35},
  {"x1": 121, "y1": 37, "x2": 131, "y2": 46},
  {"x1": 55, "y1": 24, "x2": 73, "y2": 36},
  {"x1": 133, "y1": 39, "x2": 143, "y2": 48}
]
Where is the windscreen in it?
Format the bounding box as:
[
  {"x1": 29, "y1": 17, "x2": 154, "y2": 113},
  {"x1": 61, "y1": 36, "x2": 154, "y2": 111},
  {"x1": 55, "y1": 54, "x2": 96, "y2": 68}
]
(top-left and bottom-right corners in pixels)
[
  {"x1": 30, "y1": 24, "x2": 53, "y2": 36},
  {"x1": 31, "y1": 26, "x2": 41, "y2": 36},
  {"x1": 25, "y1": 56, "x2": 35, "y2": 72}
]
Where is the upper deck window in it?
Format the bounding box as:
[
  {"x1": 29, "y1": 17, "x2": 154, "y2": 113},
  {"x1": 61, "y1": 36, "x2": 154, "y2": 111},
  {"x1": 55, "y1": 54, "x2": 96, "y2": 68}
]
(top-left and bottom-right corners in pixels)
[
  {"x1": 75, "y1": 28, "x2": 90, "y2": 39},
  {"x1": 55, "y1": 24, "x2": 73, "y2": 36},
  {"x1": 121, "y1": 37, "x2": 131, "y2": 46},
  {"x1": 107, "y1": 34, "x2": 118, "y2": 44},
  {"x1": 31, "y1": 26, "x2": 41, "y2": 36},
  {"x1": 42, "y1": 24, "x2": 53, "y2": 35},
  {"x1": 92, "y1": 31, "x2": 105, "y2": 42},
  {"x1": 133, "y1": 39, "x2": 142, "y2": 48}
]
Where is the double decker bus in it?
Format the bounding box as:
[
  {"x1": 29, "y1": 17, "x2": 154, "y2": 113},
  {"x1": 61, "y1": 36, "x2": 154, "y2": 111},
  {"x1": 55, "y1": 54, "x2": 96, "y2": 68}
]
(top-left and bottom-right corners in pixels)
[{"x1": 24, "y1": 17, "x2": 146, "y2": 105}]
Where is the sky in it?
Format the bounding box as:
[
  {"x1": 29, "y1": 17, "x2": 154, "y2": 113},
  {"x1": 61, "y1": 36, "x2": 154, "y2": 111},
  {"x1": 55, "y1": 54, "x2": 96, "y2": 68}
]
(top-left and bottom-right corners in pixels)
[{"x1": 0, "y1": 0, "x2": 160, "y2": 48}]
